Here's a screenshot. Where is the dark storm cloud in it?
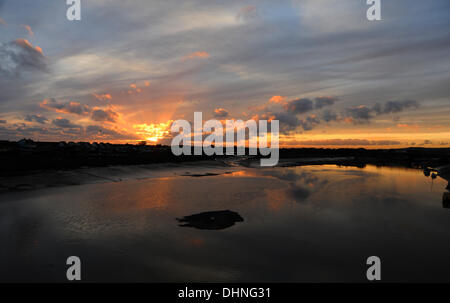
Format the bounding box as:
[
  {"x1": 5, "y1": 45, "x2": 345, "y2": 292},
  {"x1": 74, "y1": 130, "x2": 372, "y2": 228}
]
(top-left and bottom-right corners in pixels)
[
  {"x1": 41, "y1": 98, "x2": 120, "y2": 124},
  {"x1": 298, "y1": 115, "x2": 320, "y2": 131},
  {"x1": 0, "y1": 39, "x2": 46, "y2": 76},
  {"x1": 372, "y1": 100, "x2": 420, "y2": 115},
  {"x1": 270, "y1": 112, "x2": 321, "y2": 133},
  {"x1": 91, "y1": 109, "x2": 118, "y2": 123},
  {"x1": 52, "y1": 118, "x2": 81, "y2": 129},
  {"x1": 16, "y1": 125, "x2": 50, "y2": 134},
  {"x1": 41, "y1": 98, "x2": 91, "y2": 116},
  {"x1": 25, "y1": 114, "x2": 47, "y2": 124},
  {"x1": 281, "y1": 96, "x2": 336, "y2": 116},
  {"x1": 0, "y1": 119, "x2": 6, "y2": 123},
  {"x1": 284, "y1": 98, "x2": 314, "y2": 114},
  {"x1": 346, "y1": 100, "x2": 421, "y2": 123},
  {"x1": 261, "y1": 97, "x2": 421, "y2": 132},
  {"x1": 271, "y1": 112, "x2": 300, "y2": 133},
  {"x1": 346, "y1": 106, "x2": 373, "y2": 123},
  {"x1": 321, "y1": 110, "x2": 339, "y2": 122},
  {"x1": 314, "y1": 97, "x2": 338, "y2": 109}
]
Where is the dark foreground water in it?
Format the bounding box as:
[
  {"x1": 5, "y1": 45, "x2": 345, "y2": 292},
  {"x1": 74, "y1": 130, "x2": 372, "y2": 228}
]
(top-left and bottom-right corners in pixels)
[{"x1": 1, "y1": 164, "x2": 449, "y2": 282}]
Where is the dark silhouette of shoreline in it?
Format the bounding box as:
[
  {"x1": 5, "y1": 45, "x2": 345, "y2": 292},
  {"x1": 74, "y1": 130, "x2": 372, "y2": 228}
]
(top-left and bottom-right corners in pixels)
[{"x1": 1, "y1": 139, "x2": 450, "y2": 176}]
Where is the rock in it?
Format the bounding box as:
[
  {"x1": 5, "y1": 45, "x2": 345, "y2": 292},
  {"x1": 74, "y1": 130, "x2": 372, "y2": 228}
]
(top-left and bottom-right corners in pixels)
[{"x1": 176, "y1": 210, "x2": 244, "y2": 230}]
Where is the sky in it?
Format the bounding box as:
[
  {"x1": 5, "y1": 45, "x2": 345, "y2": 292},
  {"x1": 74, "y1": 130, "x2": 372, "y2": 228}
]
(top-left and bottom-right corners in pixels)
[{"x1": 0, "y1": 0, "x2": 449, "y2": 148}]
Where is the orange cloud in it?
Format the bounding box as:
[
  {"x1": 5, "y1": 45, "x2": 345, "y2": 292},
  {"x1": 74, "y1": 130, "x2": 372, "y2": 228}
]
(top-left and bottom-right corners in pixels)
[
  {"x1": 92, "y1": 93, "x2": 112, "y2": 101},
  {"x1": 183, "y1": 51, "x2": 210, "y2": 60},
  {"x1": 269, "y1": 95, "x2": 287, "y2": 104},
  {"x1": 344, "y1": 117, "x2": 354, "y2": 124},
  {"x1": 40, "y1": 99, "x2": 90, "y2": 116},
  {"x1": 214, "y1": 108, "x2": 229, "y2": 118},
  {"x1": 128, "y1": 83, "x2": 142, "y2": 93},
  {"x1": 15, "y1": 39, "x2": 43, "y2": 55},
  {"x1": 397, "y1": 123, "x2": 419, "y2": 130}
]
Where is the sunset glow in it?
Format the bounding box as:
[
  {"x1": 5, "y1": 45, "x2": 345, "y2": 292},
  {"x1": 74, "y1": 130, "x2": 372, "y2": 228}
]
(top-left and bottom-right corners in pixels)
[
  {"x1": 0, "y1": 1, "x2": 448, "y2": 148},
  {"x1": 133, "y1": 121, "x2": 173, "y2": 143}
]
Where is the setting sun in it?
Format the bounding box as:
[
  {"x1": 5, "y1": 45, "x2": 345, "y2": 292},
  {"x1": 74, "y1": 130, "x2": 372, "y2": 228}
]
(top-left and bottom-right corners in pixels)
[{"x1": 133, "y1": 121, "x2": 173, "y2": 143}]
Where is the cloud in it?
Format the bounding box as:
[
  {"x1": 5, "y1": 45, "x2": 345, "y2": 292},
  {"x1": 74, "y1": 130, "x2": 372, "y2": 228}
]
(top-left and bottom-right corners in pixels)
[
  {"x1": 284, "y1": 98, "x2": 314, "y2": 114},
  {"x1": 373, "y1": 100, "x2": 420, "y2": 115},
  {"x1": 396, "y1": 123, "x2": 419, "y2": 130},
  {"x1": 40, "y1": 98, "x2": 91, "y2": 116},
  {"x1": 0, "y1": 39, "x2": 46, "y2": 75},
  {"x1": 0, "y1": 17, "x2": 6, "y2": 26},
  {"x1": 321, "y1": 110, "x2": 339, "y2": 122},
  {"x1": 346, "y1": 106, "x2": 373, "y2": 123},
  {"x1": 269, "y1": 95, "x2": 287, "y2": 104},
  {"x1": 257, "y1": 96, "x2": 419, "y2": 132},
  {"x1": 254, "y1": 95, "x2": 339, "y2": 133},
  {"x1": 0, "y1": 119, "x2": 6, "y2": 123},
  {"x1": 270, "y1": 112, "x2": 300, "y2": 133},
  {"x1": 213, "y1": 107, "x2": 229, "y2": 118},
  {"x1": 314, "y1": 96, "x2": 338, "y2": 109},
  {"x1": 91, "y1": 109, "x2": 118, "y2": 123},
  {"x1": 284, "y1": 97, "x2": 338, "y2": 114},
  {"x1": 92, "y1": 93, "x2": 112, "y2": 101},
  {"x1": 0, "y1": 1, "x2": 446, "y2": 144},
  {"x1": 183, "y1": 51, "x2": 210, "y2": 60},
  {"x1": 21, "y1": 24, "x2": 33, "y2": 36},
  {"x1": 127, "y1": 83, "x2": 142, "y2": 94},
  {"x1": 270, "y1": 113, "x2": 320, "y2": 133},
  {"x1": 52, "y1": 118, "x2": 81, "y2": 129},
  {"x1": 346, "y1": 100, "x2": 421, "y2": 124},
  {"x1": 16, "y1": 125, "x2": 50, "y2": 135},
  {"x1": 25, "y1": 114, "x2": 48, "y2": 124},
  {"x1": 298, "y1": 115, "x2": 320, "y2": 131},
  {"x1": 41, "y1": 98, "x2": 121, "y2": 125}
]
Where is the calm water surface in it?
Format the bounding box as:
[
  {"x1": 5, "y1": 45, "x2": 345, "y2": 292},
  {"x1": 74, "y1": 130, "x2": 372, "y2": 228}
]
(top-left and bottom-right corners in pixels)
[{"x1": 1, "y1": 165, "x2": 449, "y2": 282}]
